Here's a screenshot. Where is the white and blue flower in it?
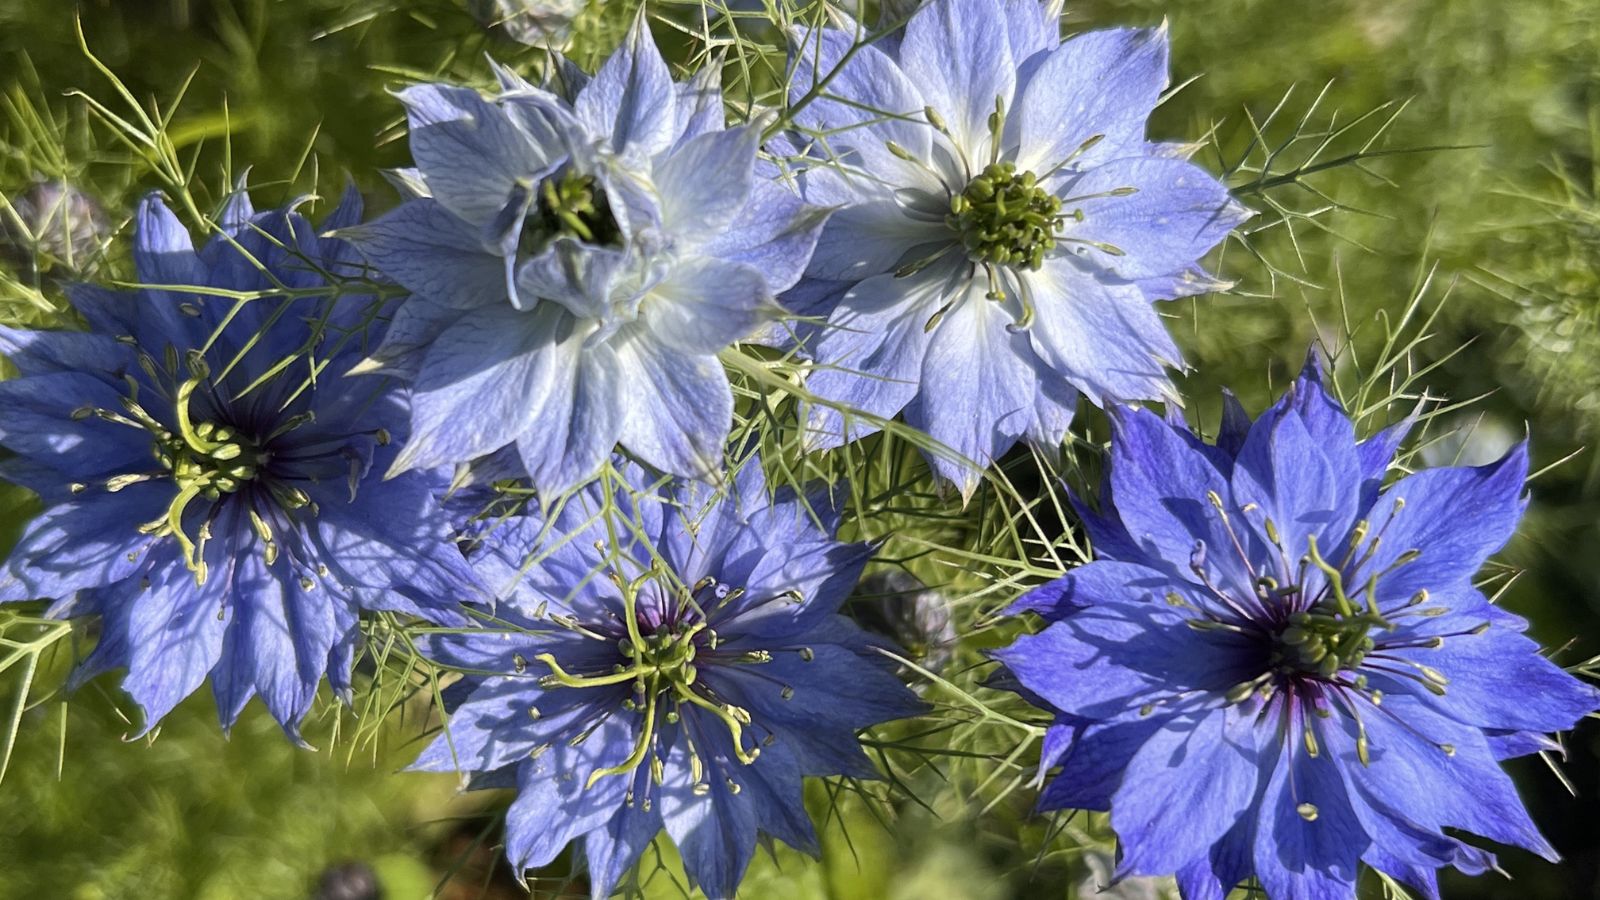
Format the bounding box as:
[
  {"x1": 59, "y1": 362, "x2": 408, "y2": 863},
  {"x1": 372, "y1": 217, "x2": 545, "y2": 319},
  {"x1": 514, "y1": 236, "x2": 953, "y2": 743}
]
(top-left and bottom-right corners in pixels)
[
  {"x1": 345, "y1": 17, "x2": 828, "y2": 498},
  {"x1": 783, "y1": 0, "x2": 1251, "y2": 496}
]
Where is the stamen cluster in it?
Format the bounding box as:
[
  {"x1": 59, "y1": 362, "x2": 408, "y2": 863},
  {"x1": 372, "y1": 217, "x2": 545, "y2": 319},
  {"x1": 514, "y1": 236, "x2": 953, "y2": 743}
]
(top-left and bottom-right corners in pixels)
[
  {"x1": 949, "y1": 162, "x2": 1061, "y2": 271},
  {"x1": 531, "y1": 569, "x2": 786, "y2": 792}
]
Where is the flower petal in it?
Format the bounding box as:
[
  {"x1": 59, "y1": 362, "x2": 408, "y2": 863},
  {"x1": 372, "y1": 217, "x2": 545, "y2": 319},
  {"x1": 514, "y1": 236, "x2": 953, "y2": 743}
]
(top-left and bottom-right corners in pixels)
[
  {"x1": 1062, "y1": 157, "x2": 1248, "y2": 281},
  {"x1": 614, "y1": 328, "x2": 732, "y2": 481},
  {"x1": 341, "y1": 199, "x2": 507, "y2": 310},
  {"x1": 898, "y1": 0, "x2": 1016, "y2": 157},
  {"x1": 646, "y1": 257, "x2": 777, "y2": 355},
  {"x1": 1013, "y1": 27, "x2": 1169, "y2": 172},
  {"x1": 905, "y1": 290, "x2": 1038, "y2": 497},
  {"x1": 393, "y1": 302, "x2": 588, "y2": 474},
  {"x1": 1112, "y1": 708, "x2": 1263, "y2": 877},
  {"x1": 1358, "y1": 445, "x2": 1529, "y2": 602},
  {"x1": 1024, "y1": 258, "x2": 1180, "y2": 406},
  {"x1": 399, "y1": 83, "x2": 547, "y2": 224},
  {"x1": 653, "y1": 125, "x2": 760, "y2": 238},
  {"x1": 575, "y1": 15, "x2": 676, "y2": 157},
  {"x1": 801, "y1": 266, "x2": 945, "y2": 451}
]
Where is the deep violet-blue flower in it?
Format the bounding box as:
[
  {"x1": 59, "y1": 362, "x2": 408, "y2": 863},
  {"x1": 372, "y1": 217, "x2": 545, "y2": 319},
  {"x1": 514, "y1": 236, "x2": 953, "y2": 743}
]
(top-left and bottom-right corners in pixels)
[
  {"x1": 411, "y1": 458, "x2": 924, "y2": 899},
  {"x1": 993, "y1": 359, "x2": 1600, "y2": 899},
  {"x1": 782, "y1": 0, "x2": 1251, "y2": 496},
  {"x1": 0, "y1": 191, "x2": 483, "y2": 739},
  {"x1": 343, "y1": 17, "x2": 828, "y2": 498}
]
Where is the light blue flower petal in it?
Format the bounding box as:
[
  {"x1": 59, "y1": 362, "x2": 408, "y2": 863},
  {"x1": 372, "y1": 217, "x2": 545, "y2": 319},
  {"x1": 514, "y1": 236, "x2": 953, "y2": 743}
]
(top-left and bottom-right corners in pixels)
[
  {"x1": 342, "y1": 199, "x2": 506, "y2": 309},
  {"x1": 1013, "y1": 27, "x2": 1169, "y2": 171},
  {"x1": 575, "y1": 15, "x2": 677, "y2": 157},
  {"x1": 504, "y1": 710, "x2": 636, "y2": 872},
  {"x1": 671, "y1": 61, "x2": 725, "y2": 150},
  {"x1": 653, "y1": 125, "x2": 760, "y2": 237},
  {"x1": 905, "y1": 291, "x2": 1037, "y2": 498},
  {"x1": 699, "y1": 175, "x2": 830, "y2": 294},
  {"x1": 1063, "y1": 157, "x2": 1250, "y2": 280},
  {"x1": 614, "y1": 328, "x2": 732, "y2": 481},
  {"x1": 399, "y1": 83, "x2": 548, "y2": 224},
  {"x1": 805, "y1": 195, "x2": 946, "y2": 282},
  {"x1": 1024, "y1": 257, "x2": 1179, "y2": 405},
  {"x1": 645, "y1": 257, "x2": 777, "y2": 356},
  {"x1": 898, "y1": 0, "x2": 1016, "y2": 155},
  {"x1": 1001, "y1": 0, "x2": 1060, "y2": 61},
  {"x1": 514, "y1": 340, "x2": 623, "y2": 498},
  {"x1": 352, "y1": 296, "x2": 464, "y2": 379},
  {"x1": 786, "y1": 25, "x2": 932, "y2": 181},
  {"x1": 514, "y1": 240, "x2": 632, "y2": 320},
  {"x1": 801, "y1": 267, "x2": 944, "y2": 451},
  {"x1": 393, "y1": 302, "x2": 584, "y2": 474}
]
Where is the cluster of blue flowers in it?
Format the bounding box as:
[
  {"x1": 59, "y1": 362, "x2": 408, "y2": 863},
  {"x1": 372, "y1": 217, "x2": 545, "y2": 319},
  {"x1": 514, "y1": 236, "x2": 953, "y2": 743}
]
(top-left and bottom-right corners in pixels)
[{"x1": 1, "y1": 2, "x2": 1592, "y2": 898}]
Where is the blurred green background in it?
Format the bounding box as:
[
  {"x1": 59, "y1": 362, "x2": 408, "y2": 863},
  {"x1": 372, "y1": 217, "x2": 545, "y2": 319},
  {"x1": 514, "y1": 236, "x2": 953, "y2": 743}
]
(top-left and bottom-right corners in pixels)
[{"x1": 3, "y1": 0, "x2": 1599, "y2": 897}]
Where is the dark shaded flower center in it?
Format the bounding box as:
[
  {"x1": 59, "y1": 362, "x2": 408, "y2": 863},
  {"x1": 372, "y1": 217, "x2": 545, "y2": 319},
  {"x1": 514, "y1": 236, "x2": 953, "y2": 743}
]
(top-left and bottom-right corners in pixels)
[
  {"x1": 948, "y1": 162, "x2": 1061, "y2": 271},
  {"x1": 531, "y1": 573, "x2": 785, "y2": 791},
  {"x1": 523, "y1": 169, "x2": 622, "y2": 251},
  {"x1": 70, "y1": 350, "x2": 324, "y2": 584}
]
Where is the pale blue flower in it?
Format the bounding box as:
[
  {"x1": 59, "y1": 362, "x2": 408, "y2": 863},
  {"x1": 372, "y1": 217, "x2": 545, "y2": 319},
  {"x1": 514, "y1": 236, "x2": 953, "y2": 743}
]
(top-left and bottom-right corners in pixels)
[
  {"x1": 345, "y1": 18, "x2": 827, "y2": 497},
  {"x1": 783, "y1": 0, "x2": 1250, "y2": 496}
]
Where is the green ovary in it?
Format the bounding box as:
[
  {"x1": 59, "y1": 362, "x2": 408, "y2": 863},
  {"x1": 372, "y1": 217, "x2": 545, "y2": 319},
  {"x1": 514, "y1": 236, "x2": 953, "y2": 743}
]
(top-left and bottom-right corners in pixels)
[{"x1": 948, "y1": 162, "x2": 1061, "y2": 271}]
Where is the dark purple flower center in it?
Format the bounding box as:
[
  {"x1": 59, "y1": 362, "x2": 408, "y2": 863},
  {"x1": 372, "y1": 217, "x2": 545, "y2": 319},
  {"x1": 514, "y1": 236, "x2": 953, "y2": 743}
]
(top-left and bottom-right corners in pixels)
[
  {"x1": 71, "y1": 349, "x2": 331, "y2": 584},
  {"x1": 530, "y1": 572, "x2": 789, "y2": 791},
  {"x1": 1169, "y1": 493, "x2": 1488, "y2": 768}
]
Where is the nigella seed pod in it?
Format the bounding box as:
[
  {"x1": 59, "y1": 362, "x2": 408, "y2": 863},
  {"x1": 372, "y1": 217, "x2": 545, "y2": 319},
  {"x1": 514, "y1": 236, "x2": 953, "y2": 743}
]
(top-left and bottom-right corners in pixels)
[
  {"x1": 1, "y1": 180, "x2": 109, "y2": 274},
  {"x1": 468, "y1": 0, "x2": 584, "y2": 48},
  {"x1": 851, "y1": 571, "x2": 958, "y2": 677}
]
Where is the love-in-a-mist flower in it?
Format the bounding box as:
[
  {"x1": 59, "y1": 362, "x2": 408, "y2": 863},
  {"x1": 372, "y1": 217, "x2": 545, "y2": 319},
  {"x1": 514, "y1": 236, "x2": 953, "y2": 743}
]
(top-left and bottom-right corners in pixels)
[
  {"x1": 344, "y1": 17, "x2": 827, "y2": 498},
  {"x1": 782, "y1": 0, "x2": 1250, "y2": 496},
  {"x1": 412, "y1": 459, "x2": 924, "y2": 899},
  {"x1": 0, "y1": 192, "x2": 483, "y2": 739},
  {"x1": 993, "y1": 359, "x2": 1600, "y2": 899}
]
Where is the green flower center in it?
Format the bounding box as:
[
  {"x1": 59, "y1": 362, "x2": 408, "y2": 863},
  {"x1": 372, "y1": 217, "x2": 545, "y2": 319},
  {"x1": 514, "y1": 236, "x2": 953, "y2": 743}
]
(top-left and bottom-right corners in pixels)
[
  {"x1": 1273, "y1": 606, "x2": 1383, "y2": 679},
  {"x1": 524, "y1": 169, "x2": 622, "y2": 251},
  {"x1": 159, "y1": 420, "x2": 260, "y2": 501},
  {"x1": 112, "y1": 352, "x2": 296, "y2": 584},
  {"x1": 948, "y1": 162, "x2": 1062, "y2": 271}
]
